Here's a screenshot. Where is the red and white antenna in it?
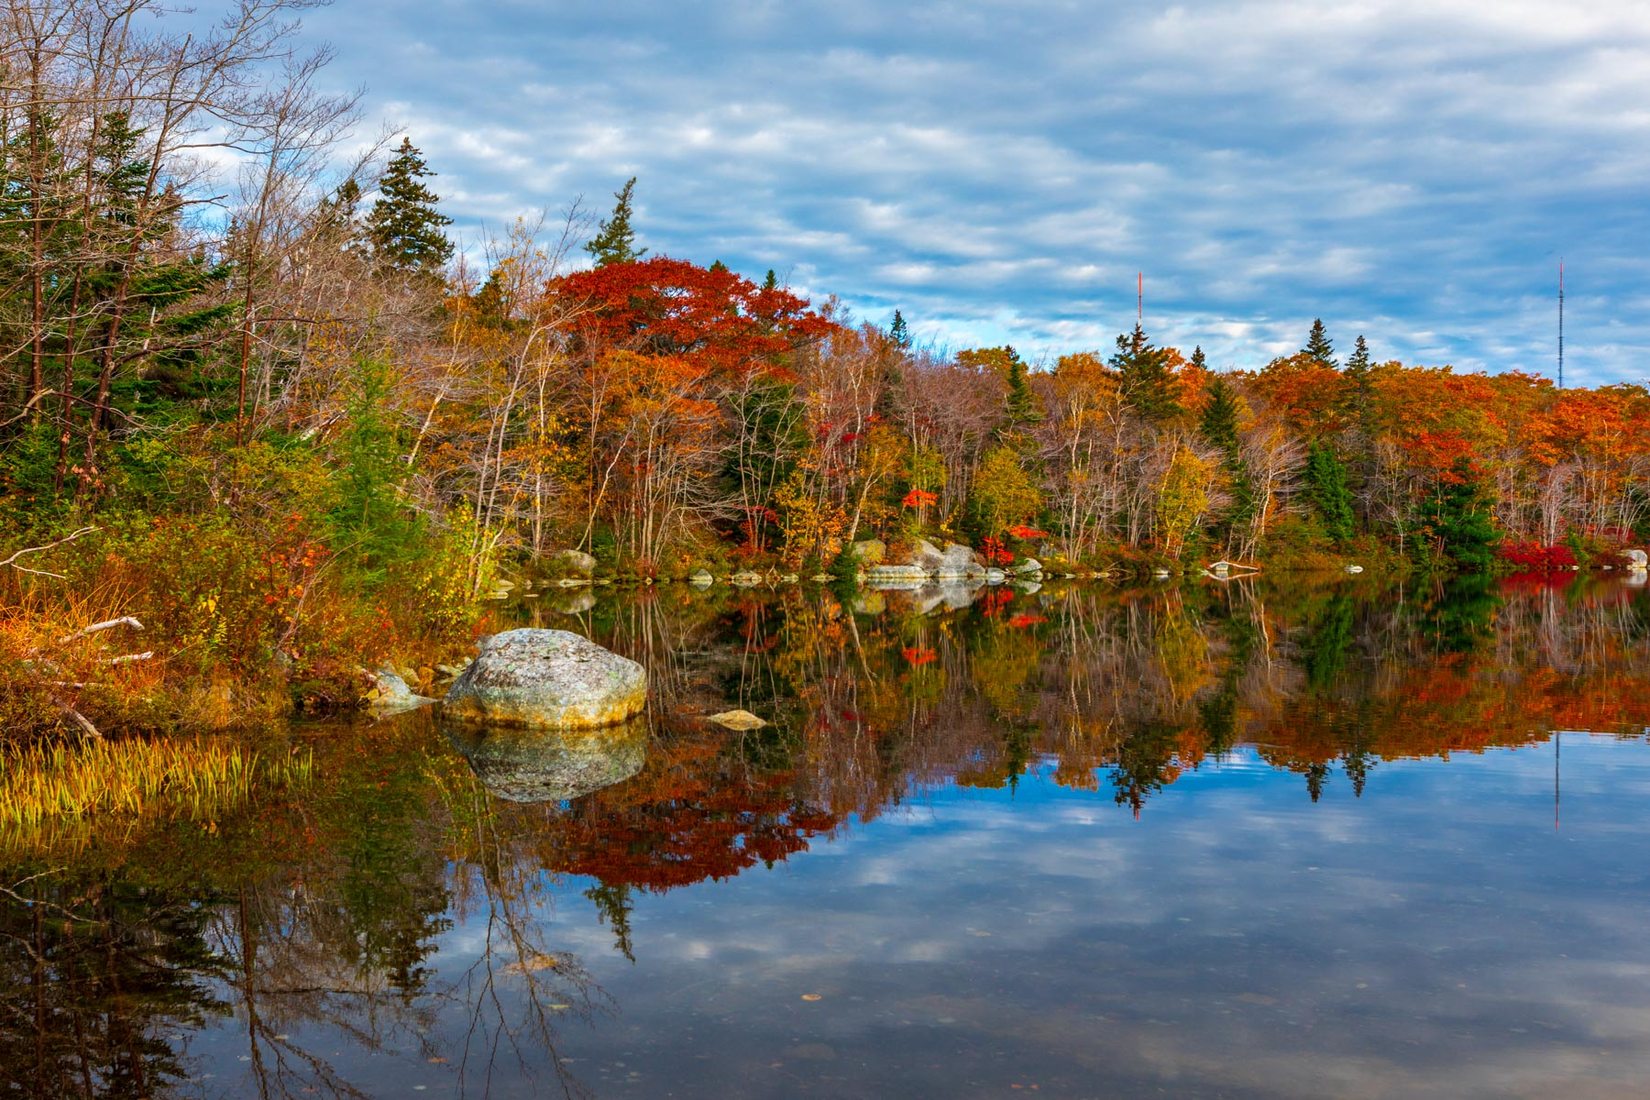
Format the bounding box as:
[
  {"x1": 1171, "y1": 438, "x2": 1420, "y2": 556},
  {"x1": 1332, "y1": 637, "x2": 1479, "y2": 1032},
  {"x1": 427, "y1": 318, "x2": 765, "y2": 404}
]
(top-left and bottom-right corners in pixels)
[{"x1": 1137, "y1": 272, "x2": 1143, "y2": 324}]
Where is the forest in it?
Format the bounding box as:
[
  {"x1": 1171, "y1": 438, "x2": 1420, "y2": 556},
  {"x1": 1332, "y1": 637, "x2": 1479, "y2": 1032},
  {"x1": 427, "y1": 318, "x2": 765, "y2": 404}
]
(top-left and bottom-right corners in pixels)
[{"x1": 3, "y1": 0, "x2": 1649, "y2": 734}]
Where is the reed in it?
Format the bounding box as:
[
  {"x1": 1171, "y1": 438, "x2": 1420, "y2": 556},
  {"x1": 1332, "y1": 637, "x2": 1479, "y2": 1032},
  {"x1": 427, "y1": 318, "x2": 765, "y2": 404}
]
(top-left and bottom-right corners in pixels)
[{"x1": 0, "y1": 737, "x2": 313, "y2": 828}]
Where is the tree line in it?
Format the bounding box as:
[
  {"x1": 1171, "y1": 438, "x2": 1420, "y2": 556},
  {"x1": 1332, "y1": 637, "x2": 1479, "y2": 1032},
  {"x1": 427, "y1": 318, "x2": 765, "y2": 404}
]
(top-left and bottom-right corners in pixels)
[{"x1": 2, "y1": 0, "x2": 1647, "y2": 719}]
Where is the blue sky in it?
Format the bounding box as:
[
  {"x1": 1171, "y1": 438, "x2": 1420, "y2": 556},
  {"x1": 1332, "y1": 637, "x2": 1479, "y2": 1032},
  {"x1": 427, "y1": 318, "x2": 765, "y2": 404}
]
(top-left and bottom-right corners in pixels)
[{"x1": 302, "y1": 1, "x2": 1650, "y2": 386}]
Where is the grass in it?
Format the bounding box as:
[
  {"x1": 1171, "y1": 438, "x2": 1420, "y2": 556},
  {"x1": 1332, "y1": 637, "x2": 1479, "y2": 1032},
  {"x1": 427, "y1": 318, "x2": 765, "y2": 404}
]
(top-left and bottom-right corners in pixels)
[{"x1": 0, "y1": 736, "x2": 313, "y2": 828}]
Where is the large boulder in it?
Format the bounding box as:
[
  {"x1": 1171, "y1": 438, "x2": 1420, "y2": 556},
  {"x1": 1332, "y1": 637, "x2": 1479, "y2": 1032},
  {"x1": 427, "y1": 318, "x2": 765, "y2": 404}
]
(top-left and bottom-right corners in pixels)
[
  {"x1": 852, "y1": 539, "x2": 887, "y2": 565},
  {"x1": 444, "y1": 718, "x2": 646, "y2": 802},
  {"x1": 1627, "y1": 548, "x2": 1648, "y2": 572},
  {"x1": 443, "y1": 629, "x2": 646, "y2": 729},
  {"x1": 549, "y1": 548, "x2": 597, "y2": 578},
  {"x1": 911, "y1": 540, "x2": 984, "y2": 579}
]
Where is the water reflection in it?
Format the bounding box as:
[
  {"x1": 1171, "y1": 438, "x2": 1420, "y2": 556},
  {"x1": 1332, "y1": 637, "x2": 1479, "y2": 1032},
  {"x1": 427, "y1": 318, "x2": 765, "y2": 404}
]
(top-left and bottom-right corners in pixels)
[
  {"x1": 3, "y1": 575, "x2": 1650, "y2": 1097},
  {"x1": 445, "y1": 718, "x2": 648, "y2": 802}
]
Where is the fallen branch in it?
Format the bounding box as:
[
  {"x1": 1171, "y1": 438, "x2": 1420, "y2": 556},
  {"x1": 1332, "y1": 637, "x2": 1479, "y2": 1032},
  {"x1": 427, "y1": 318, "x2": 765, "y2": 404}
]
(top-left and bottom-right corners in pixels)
[
  {"x1": 56, "y1": 616, "x2": 144, "y2": 646},
  {"x1": 0, "y1": 527, "x2": 98, "y2": 579}
]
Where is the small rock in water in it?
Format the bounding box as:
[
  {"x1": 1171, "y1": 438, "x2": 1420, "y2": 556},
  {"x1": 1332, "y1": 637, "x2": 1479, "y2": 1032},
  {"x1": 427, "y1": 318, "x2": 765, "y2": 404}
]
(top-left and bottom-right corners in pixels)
[
  {"x1": 1344, "y1": 564, "x2": 1365, "y2": 574},
  {"x1": 705, "y1": 709, "x2": 768, "y2": 731}
]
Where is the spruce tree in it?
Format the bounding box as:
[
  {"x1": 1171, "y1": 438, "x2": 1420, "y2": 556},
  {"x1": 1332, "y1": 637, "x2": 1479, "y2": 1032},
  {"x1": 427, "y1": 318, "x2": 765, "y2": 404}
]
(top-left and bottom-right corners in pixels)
[
  {"x1": 586, "y1": 176, "x2": 644, "y2": 266},
  {"x1": 1199, "y1": 376, "x2": 1255, "y2": 542},
  {"x1": 1190, "y1": 345, "x2": 1207, "y2": 371},
  {"x1": 889, "y1": 309, "x2": 910, "y2": 348},
  {"x1": 1345, "y1": 334, "x2": 1370, "y2": 375},
  {"x1": 365, "y1": 138, "x2": 453, "y2": 277},
  {"x1": 1303, "y1": 318, "x2": 1337, "y2": 367},
  {"x1": 1002, "y1": 346, "x2": 1041, "y2": 427},
  {"x1": 1111, "y1": 324, "x2": 1180, "y2": 425},
  {"x1": 1304, "y1": 441, "x2": 1355, "y2": 542}
]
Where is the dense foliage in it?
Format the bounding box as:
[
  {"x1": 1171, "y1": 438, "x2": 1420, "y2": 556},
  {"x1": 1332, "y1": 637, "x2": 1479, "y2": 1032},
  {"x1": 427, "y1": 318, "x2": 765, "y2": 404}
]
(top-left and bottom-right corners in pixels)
[{"x1": 2, "y1": 0, "x2": 1647, "y2": 733}]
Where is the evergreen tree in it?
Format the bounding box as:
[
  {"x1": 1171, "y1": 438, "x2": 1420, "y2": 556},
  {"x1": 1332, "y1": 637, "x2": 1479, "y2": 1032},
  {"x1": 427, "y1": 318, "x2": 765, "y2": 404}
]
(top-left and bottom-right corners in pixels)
[
  {"x1": 1304, "y1": 441, "x2": 1355, "y2": 542},
  {"x1": 1422, "y1": 461, "x2": 1500, "y2": 572},
  {"x1": 585, "y1": 176, "x2": 644, "y2": 266},
  {"x1": 1302, "y1": 318, "x2": 1337, "y2": 367},
  {"x1": 1345, "y1": 334, "x2": 1370, "y2": 375},
  {"x1": 1111, "y1": 324, "x2": 1181, "y2": 425},
  {"x1": 1190, "y1": 345, "x2": 1207, "y2": 371},
  {"x1": 762, "y1": 268, "x2": 778, "y2": 291},
  {"x1": 889, "y1": 309, "x2": 910, "y2": 348},
  {"x1": 1001, "y1": 346, "x2": 1041, "y2": 427},
  {"x1": 365, "y1": 138, "x2": 453, "y2": 277},
  {"x1": 1198, "y1": 376, "x2": 1255, "y2": 543}
]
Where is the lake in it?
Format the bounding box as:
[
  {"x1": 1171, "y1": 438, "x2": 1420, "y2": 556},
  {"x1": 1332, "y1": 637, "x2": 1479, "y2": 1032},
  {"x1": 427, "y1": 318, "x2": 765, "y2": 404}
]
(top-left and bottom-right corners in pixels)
[{"x1": 5, "y1": 574, "x2": 1650, "y2": 1098}]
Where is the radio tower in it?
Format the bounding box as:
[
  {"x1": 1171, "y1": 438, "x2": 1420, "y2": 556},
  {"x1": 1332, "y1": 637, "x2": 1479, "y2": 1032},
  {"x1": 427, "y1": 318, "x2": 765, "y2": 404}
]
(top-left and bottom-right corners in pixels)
[
  {"x1": 1558, "y1": 262, "x2": 1565, "y2": 390},
  {"x1": 1137, "y1": 272, "x2": 1143, "y2": 323}
]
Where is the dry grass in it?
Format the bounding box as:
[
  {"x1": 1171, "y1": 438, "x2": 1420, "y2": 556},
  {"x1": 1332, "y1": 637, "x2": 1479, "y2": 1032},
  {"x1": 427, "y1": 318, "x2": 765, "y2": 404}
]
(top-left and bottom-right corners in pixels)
[{"x1": 0, "y1": 736, "x2": 313, "y2": 828}]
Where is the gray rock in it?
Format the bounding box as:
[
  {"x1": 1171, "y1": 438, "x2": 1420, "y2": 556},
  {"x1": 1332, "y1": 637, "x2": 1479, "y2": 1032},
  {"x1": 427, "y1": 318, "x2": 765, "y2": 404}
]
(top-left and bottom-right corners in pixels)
[
  {"x1": 688, "y1": 569, "x2": 715, "y2": 588},
  {"x1": 1626, "y1": 548, "x2": 1648, "y2": 572},
  {"x1": 985, "y1": 568, "x2": 1007, "y2": 584},
  {"x1": 1344, "y1": 564, "x2": 1365, "y2": 574},
  {"x1": 852, "y1": 590, "x2": 887, "y2": 615},
  {"x1": 550, "y1": 548, "x2": 597, "y2": 577},
  {"x1": 865, "y1": 564, "x2": 929, "y2": 588},
  {"x1": 729, "y1": 570, "x2": 765, "y2": 588},
  {"x1": 367, "y1": 666, "x2": 436, "y2": 711},
  {"x1": 443, "y1": 628, "x2": 646, "y2": 730},
  {"x1": 1013, "y1": 558, "x2": 1043, "y2": 575},
  {"x1": 444, "y1": 718, "x2": 646, "y2": 802}
]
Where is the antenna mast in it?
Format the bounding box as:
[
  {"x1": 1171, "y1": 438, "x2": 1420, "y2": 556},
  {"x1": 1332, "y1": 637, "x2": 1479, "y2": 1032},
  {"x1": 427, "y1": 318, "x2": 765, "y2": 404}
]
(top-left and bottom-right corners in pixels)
[
  {"x1": 1558, "y1": 262, "x2": 1565, "y2": 390},
  {"x1": 1137, "y1": 272, "x2": 1143, "y2": 324}
]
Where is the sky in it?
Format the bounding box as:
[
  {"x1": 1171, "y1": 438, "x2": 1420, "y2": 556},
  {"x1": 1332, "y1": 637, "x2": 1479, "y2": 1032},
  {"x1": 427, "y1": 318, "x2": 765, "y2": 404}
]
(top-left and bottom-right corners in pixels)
[{"x1": 298, "y1": 0, "x2": 1650, "y2": 386}]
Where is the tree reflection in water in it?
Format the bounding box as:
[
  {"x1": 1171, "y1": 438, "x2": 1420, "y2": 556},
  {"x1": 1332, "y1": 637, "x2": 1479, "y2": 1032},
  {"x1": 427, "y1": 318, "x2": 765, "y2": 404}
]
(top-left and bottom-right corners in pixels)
[{"x1": 2, "y1": 574, "x2": 1648, "y2": 1095}]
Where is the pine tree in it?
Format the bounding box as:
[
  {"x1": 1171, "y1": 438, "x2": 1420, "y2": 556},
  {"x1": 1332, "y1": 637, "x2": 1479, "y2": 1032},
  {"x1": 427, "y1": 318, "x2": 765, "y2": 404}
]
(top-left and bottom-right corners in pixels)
[
  {"x1": 1111, "y1": 324, "x2": 1180, "y2": 425},
  {"x1": 1423, "y1": 461, "x2": 1500, "y2": 572},
  {"x1": 1001, "y1": 346, "x2": 1040, "y2": 427},
  {"x1": 1304, "y1": 441, "x2": 1355, "y2": 542},
  {"x1": 889, "y1": 309, "x2": 910, "y2": 348},
  {"x1": 586, "y1": 176, "x2": 644, "y2": 266},
  {"x1": 1190, "y1": 345, "x2": 1207, "y2": 371},
  {"x1": 1198, "y1": 376, "x2": 1255, "y2": 543},
  {"x1": 365, "y1": 138, "x2": 453, "y2": 277},
  {"x1": 1345, "y1": 334, "x2": 1370, "y2": 375},
  {"x1": 1303, "y1": 318, "x2": 1337, "y2": 367}
]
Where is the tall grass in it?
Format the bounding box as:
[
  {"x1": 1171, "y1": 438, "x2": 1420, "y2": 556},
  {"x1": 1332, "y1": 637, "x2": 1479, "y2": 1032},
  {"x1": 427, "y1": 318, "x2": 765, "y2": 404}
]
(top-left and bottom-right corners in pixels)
[{"x1": 0, "y1": 737, "x2": 313, "y2": 828}]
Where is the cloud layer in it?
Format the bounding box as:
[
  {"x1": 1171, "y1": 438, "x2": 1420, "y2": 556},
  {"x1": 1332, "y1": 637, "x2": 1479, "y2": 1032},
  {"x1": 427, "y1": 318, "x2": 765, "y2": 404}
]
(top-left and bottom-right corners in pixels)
[{"x1": 305, "y1": 1, "x2": 1650, "y2": 386}]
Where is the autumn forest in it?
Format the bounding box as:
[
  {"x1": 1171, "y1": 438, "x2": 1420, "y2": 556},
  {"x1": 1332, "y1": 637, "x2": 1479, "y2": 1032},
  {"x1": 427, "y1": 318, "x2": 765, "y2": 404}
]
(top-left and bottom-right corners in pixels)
[{"x1": 2, "y1": 0, "x2": 1648, "y2": 736}]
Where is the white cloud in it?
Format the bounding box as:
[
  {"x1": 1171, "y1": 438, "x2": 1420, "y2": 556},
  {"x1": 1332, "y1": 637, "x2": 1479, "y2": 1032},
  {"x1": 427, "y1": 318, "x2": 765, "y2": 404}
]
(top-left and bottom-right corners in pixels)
[{"x1": 297, "y1": 0, "x2": 1650, "y2": 383}]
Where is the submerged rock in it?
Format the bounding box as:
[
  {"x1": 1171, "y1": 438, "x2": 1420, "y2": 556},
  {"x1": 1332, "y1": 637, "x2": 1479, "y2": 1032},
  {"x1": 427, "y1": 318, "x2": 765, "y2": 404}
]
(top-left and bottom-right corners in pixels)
[
  {"x1": 443, "y1": 628, "x2": 646, "y2": 729},
  {"x1": 365, "y1": 666, "x2": 437, "y2": 711},
  {"x1": 1627, "y1": 549, "x2": 1648, "y2": 572},
  {"x1": 705, "y1": 709, "x2": 768, "y2": 731},
  {"x1": 729, "y1": 570, "x2": 764, "y2": 587},
  {"x1": 444, "y1": 717, "x2": 646, "y2": 802}
]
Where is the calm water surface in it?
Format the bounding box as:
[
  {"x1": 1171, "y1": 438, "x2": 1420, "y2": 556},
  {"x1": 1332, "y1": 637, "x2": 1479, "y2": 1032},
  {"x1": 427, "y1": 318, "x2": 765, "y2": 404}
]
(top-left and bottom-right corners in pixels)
[{"x1": 6, "y1": 575, "x2": 1650, "y2": 1098}]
